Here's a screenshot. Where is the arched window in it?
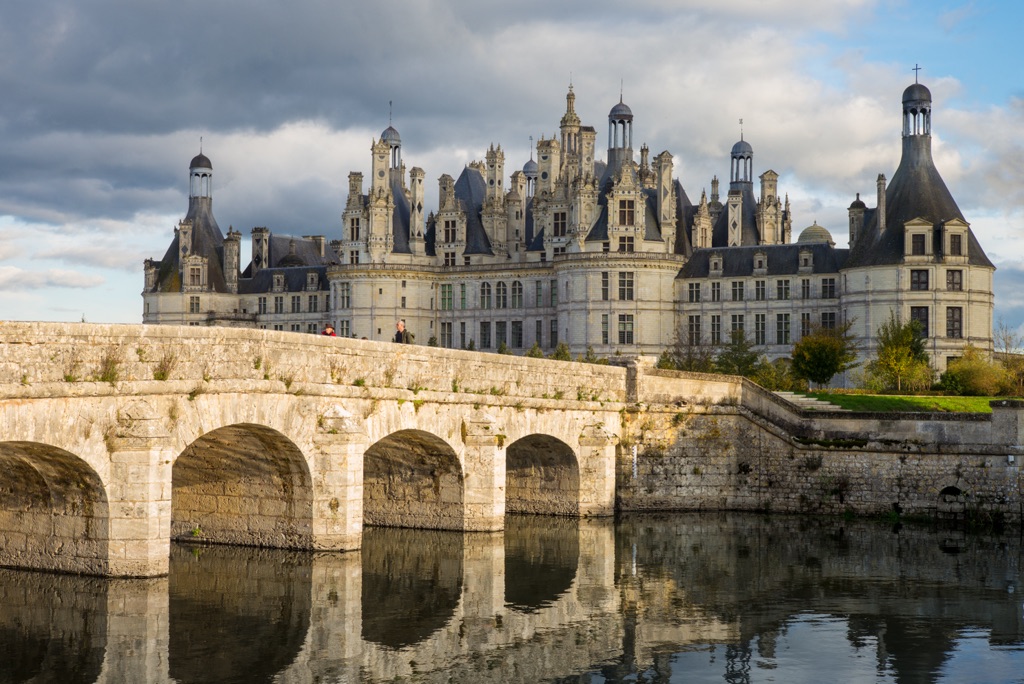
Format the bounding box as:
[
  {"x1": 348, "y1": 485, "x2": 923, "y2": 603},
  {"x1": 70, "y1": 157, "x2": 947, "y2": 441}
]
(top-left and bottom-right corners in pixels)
[
  {"x1": 480, "y1": 282, "x2": 492, "y2": 309},
  {"x1": 511, "y1": 281, "x2": 523, "y2": 308},
  {"x1": 496, "y1": 282, "x2": 508, "y2": 309}
]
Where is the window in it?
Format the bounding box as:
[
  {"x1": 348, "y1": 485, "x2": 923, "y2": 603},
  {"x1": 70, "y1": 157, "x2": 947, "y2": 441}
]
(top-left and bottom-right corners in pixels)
[
  {"x1": 535, "y1": 281, "x2": 543, "y2": 308},
  {"x1": 731, "y1": 281, "x2": 744, "y2": 301},
  {"x1": 821, "y1": 278, "x2": 836, "y2": 299},
  {"x1": 349, "y1": 250, "x2": 359, "y2": 264},
  {"x1": 688, "y1": 282, "x2": 701, "y2": 303},
  {"x1": 308, "y1": 295, "x2": 318, "y2": 313},
  {"x1": 349, "y1": 217, "x2": 360, "y2": 241},
  {"x1": 291, "y1": 324, "x2": 301, "y2": 332},
  {"x1": 912, "y1": 233, "x2": 926, "y2": 255},
  {"x1": 602, "y1": 272, "x2": 610, "y2": 301},
  {"x1": 550, "y1": 280, "x2": 558, "y2": 306},
  {"x1": 755, "y1": 280, "x2": 766, "y2": 301},
  {"x1": 401, "y1": 296, "x2": 406, "y2": 309},
  {"x1": 950, "y1": 233, "x2": 963, "y2": 256},
  {"x1": 480, "y1": 322, "x2": 492, "y2": 349},
  {"x1": 801, "y1": 278, "x2": 811, "y2": 299},
  {"x1": 910, "y1": 270, "x2": 929, "y2": 291},
  {"x1": 273, "y1": 324, "x2": 283, "y2": 331},
  {"x1": 754, "y1": 314, "x2": 766, "y2": 345},
  {"x1": 460, "y1": 322, "x2": 466, "y2": 348},
  {"x1": 189, "y1": 296, "x2": 201, "y2": 314},
  {"x1": 258, "y1": 296, "x2": 267, "y2": 315},
  {"x1": 947, "y1": 270, "x2": 963, "y2": 291},
  {"x1": 443, "y1": 219, "x2": 457, "y2": 243},
  {"x1": 602, "y1": 314, "x2": 609, "y2": 345},
  {"x1": 711, "y1": 282, "x2": 721, "y2": 302},
  {"x1": 777, "y1": 279, "x2": 790, "y2": 300},
  {"x1": 801, "y1": 312, "x2": 811, "y2": 337},
  {"x1": 440, "y1": 284, "x2": 453, "y2": 310},
  {"x1": 291, "y1": 295, "x2": 301, "y2": 313},
  {"x1": 553, "y1": 211, "x2": 567, "y2": 237},
  {"x1": 496, "y1": 282, "x2": 508, "y2": 309},
  {"x1": 460, "y1": 283, "x2": 468, "y2": 309},
  {"x1": 535, "y1": 320, "x2": 543, "y2": 346},
  {"x1": 496, "y1": 321, "x2": 507, "y2": 348},
  {"x1": 618, "y1": 272, "x2": 634, "y2": 301},
  {"x1": 480, "y1": 282, "x2": 492, "y2": 308},
  {"x1": 550, "y1": 319, "x2": 558, "y2": 346},
  {"x1": 617, "y1": 236, "x2": 634, "y2": 253},
  {"x1": 511, "y1": 321, "x2": 523, "y2": 348},
  {"x1": 776, "y1": 313, "x2": 790, "y2": 344},
  {"x1": 444, "y1": 251, "x2": 456, "y2": 266},
  {"x1": 274, "y1": 296, "x2": 284, "y2": 314},
  {"x1": 189, "y1": 266, "x2": 202, "y2": 287},
  {"x1": 339, "y1": 320, "x2": 350, "y2": 337},
  {"x1": 553, "y1": 246, "x2": 566, "y2": 256},
  {"x1": 602, "y1": 241, "x2": 610, "y2": 253},
  {"x1": 710, "y1": 315, "x2": 722, "y2": 344},
  {"x1": 440, "y1": 321, "x2": 453, "y2": 348},
  {"x1": 338, "y1": 282, "x2": 351, "y2": 309},
  {"x1": 911, "y1": 307, "x2": 929, "y2": 337},
  {"x1": 688, "y1": 316, "x2": 702, "y2": 345},
  {"x1": 946, "y1": 307, "x2": 963, "y2": 338},
  {"x1": 731, "y1": 314, "x2": 744, "y2": 333},
  {"x1": 821, "y1": 312, "x2": 836, "y2": 329},
  {"x1": 511, "y1": 281, "x2": 523, "y2": 308},
  {"x1": 618, "y1": 199, "x2": 635, "y2": 225},
  {"x1": 618, "y1": 314, "x2": 634, "y2": 344}
]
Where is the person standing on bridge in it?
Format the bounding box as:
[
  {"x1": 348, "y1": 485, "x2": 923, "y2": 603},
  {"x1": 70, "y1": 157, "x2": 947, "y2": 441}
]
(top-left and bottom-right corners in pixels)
[
  {"x1": 394, "y1": 319, "x2": 412, "y2": 344},
  {"x1": 321, "y1": 324, "x2": 336, "y2": 336}
]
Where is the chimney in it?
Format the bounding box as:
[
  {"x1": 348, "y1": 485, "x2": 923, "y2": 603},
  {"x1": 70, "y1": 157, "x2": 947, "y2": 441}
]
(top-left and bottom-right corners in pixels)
[{"x1": 876, "y1": 174, "x2": 887, "y2": 233}]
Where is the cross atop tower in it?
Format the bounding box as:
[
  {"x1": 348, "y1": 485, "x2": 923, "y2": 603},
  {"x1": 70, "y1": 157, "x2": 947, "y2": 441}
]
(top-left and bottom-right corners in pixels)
[
  {"x1": 912, "y1": 64, "x2": 922, "y2": 83},
  {"x1": 739, "y1": 119, "x2": 744, "y2": 141}
]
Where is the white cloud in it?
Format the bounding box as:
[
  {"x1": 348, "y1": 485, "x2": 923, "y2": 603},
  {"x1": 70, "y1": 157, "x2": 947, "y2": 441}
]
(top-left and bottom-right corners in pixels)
[{"x1": 0, "y1": 267, "x2": 104, "y2": 291}]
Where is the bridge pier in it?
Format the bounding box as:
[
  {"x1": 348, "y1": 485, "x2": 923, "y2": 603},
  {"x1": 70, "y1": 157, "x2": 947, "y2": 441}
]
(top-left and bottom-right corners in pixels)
[
  {"x1": 578, "y1": 426, "x2": 618, "y2": 517},
  {"x1": 463, "y1": 413, "x2": 506, "y2": 531},
  {"x1": 311, "y1": 407, "x2": 367, "y2": 550}
]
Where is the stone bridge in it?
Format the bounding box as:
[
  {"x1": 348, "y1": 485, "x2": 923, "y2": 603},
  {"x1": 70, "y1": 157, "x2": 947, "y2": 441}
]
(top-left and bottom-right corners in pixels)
[{"x1": 3, "y1": 322, "x2": 1024, "y2": 578}]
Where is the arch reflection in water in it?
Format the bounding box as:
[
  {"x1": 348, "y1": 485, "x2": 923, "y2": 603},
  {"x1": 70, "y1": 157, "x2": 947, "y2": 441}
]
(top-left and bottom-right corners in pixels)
[
  {"x1": 504, "y1": 514, "x2": 579, "y2": 612},
  {"x1": 168, "y1": 544, "x2": 311, "y2": 684},
  {"x1": 360, "y1": 526, "x2": 464, "y2": 649}
]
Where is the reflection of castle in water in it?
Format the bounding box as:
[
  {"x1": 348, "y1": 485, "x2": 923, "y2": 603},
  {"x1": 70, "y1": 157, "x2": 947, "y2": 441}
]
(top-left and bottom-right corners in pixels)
[{"x1": 1, "y1": 515, "x2": 1021, "y2": 682}]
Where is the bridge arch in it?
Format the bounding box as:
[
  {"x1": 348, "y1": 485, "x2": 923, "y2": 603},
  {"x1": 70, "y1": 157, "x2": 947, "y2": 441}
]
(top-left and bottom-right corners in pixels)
[
  {"x1": 505, "y1": 434, "x2": 580, "y2": 516},
  {"x1": 0, "y1": 442, "x2": 110, "y2": 575},
  {"x1": 363, "y1": 429, "x2": 464, "y2": 530},
  {"x1": 171, "y1": 424, "x2": 314, "y2": 548}
]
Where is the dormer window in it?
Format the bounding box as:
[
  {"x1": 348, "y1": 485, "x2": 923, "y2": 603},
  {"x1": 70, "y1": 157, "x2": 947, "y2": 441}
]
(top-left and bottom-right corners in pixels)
[
  {"x1": 273, "y1": 274, "x2": 285, "y2": 292},
  {"x1": 904, "y1": 218, "x2": 933, "y2": 259},
  {"x1": 798, "y1": 248, "x2": 813, "y2": 273},
  {"x1": 942, "y1": 219, "x2": 969, "y2": 262},
  {"x1": 753, "y1": 251, "x2": 767, "y2": 274},
  {"x1": 306, "y1": 272, "x2": 318, "y2": 290}
]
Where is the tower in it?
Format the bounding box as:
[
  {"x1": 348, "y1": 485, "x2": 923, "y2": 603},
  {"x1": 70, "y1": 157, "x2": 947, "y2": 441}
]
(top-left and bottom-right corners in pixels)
[{"x1": 607, "y1": 96, "x2": 634, "y2": 173}]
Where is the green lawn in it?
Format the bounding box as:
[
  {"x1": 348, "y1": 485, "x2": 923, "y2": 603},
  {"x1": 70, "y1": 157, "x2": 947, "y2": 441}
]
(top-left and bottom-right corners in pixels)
[{"x1": 805, "y1": 393, "x2": 1005, "y2": 413}]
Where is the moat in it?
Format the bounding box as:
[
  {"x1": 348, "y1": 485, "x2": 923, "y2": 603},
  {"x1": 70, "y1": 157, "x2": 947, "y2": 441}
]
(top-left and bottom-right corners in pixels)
[{"x1": 2, "y1": 512, "x2": 1022, "y2": 683}]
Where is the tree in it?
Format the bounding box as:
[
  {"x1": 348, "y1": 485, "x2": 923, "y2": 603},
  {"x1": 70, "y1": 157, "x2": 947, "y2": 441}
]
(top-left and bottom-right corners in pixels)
[
  {"x1": 658, "y1": 330, "x2": 715, "y2": 373},
  {"x1": 791, "y1": 321, "x2": 859, "y2": 387},
  {"x1": 548, "y1": 342, "x2": 572, "y2": 361},
  {"x1": 714, "y1": 330, "x2": 761, "y2": 377},
  {"x1": 525, "y1": 342, "x2": 544, "y2": 358},
  {"x1": 939, "y1": 344, "x2": 1008, "y2": 396},
  {"x1": 994, "y1": 319, "x2": 1024, "y2": 395},
  {"x1": 752, "y1": 356, "x2": 807, "y2": 392},
  {"x1": 865, "y1": 311, "x2": 932, "y2": 392}
]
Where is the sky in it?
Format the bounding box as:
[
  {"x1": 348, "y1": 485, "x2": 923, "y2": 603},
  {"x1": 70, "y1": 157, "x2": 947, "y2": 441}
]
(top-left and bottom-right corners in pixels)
[{"x1": 1, "y1": 0, "x2": 1022, "y2": 332}]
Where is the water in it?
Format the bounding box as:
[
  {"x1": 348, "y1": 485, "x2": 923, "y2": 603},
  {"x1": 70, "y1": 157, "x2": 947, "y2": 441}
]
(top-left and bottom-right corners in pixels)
[{"x1": 1, "y1": 513, "x2": 1022, "y2": 683}]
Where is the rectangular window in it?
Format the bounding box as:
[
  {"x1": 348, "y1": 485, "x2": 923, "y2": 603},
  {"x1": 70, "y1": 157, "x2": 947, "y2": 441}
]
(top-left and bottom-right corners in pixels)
[
  {"x1": 801, "y1": 312, "x2": 811, "y2": 337},
  {"x1": 511, "y1": 321, "x2": 523, "y2": 348},
  {"x1": 776, "y1": 313, "x2": 791, "y2": 344},
  {"x1": 688, "y1": 282, "x2": 701, "y2": 303},
  {"x1": 339, "y1": 320, "x2": 351, "y2": 337},
  {"x1": 258, "y1": 297, "x2": 267, "y2": 315},
  {"x1": 511, "y1": 281, "x2": 523, "y2": 308},
  {"x1": 946, "y1": 307, "x2": 963, "y2": 338},
  {"x1": 731, "y1": 281, "x2": 744, "y2": 301},
  {"x1": 444, "y1": 251, "x2": 456, "y2": 266},
  {"x1": 535, "y1": 320, "x2": 543, "y2": 346},
  {"x1": 821, "y1": 312, "x2": 837, "y2": 329},
  {"x1": 496, "y1": 282, "x2": 508, "y2": 309},
  {"x1": 618, "y1": 199, "x2": 635, "y2": 225},
  {"x1": 911, "y1": 306, "x2": 929, "y2": 337},
  {"x1": 440, "y1": 284, "x2": 453, "y2": 310},
  {"x1": 617, "y1": 236, "x2": 634, "y2": 253},
  {"x1": 291, "y1": 324, "x2": 301, "y2": 332},
  {"x1": 601, "y1": 314, "x2": 609, "y2": 345},
  {"x1": 189, "y1": 296, "x2": 201, "y2": 314},
  {"x1": 711, "y1": 282, "x2": 721, "y2": 302},
  {"x1": 459, "y1": 322, "x2": 466, "y2": 348},
  {"x1": 273, "y1": 324, "x2": 283, "y2": 331},
  {"x1": 535, "y1": 281, "x2": 543, "y2": 308},
  {"x1": 710, "y1": 315, "x2": 722, "y2": 345},
  {"x1": 349, "y1": 217, "x2": 361, "y2": 241},
  {"x1": 480, "y1": 283, "x2": 492, "y2": 309},
  {"x1": 308, "y1": 295, "x2": 318, "y2": 313},
  {"x1": 440, "y1": 321, "x2": 453, "y2": 348},
  {"x1": 550, "y1": 280, "x2": 557, "y2": 306},
  {"x1": 618, "y1": 314, "x2": 634, "y2": 344},
  {"x1": 910, "y1": 270, "x2": 929, "y2": 291},
  {"x1": 550, "y1": 319, "x2": 558, "y2": 347},
  {"x1": 496, "y1": 321, "x2": 507, "y2": 348},
  {"x1": 189, "y1": 267, "x2": 202, "y2": 287},
  {"x1": 601, "y1": 272, "x2": 610, "y2": 301},
  {"x1": 777, "y1": 279, "x2": 790, "y2": 300},
  {"x1": 801, "y1": 278, "x2": 811, "y2": 299},
  {"x1": 946, "y1": 270, "x2": 963, "y2": 291},
  {"x1": 731, "y1": 314, "x2": 744, "y2": 333},
  {"x1": 274, "y1": 296, "x2": 284, "y2": 314},
  {"x1": 349, "y1": 250, "x2": 359, "y2": 265},
  {"x1": 618, "y1": 272, "x2": 634, "y2": 301},
  {"x1": 553, "y1": 211, "x2": 567, "y2": 237},
  {"x1": 479, "y1": 322, "x2": 492, "y2": 349},
  {"x1": 291, "y1": 295, "x2": 301, "y2": 313},
  {"x1": 950, "y1": 233, "x2": 962, "y2": 256},
  {"x1": 443, "y1": 219, "x2": 457, "y2": 243},
  {"x1": 338, "y1": 282, "x2": 351, "y2": 309},
  {"x1": 821, "y1": 277, "x2": 836, "y2": 299},
  {"x1": 755, "y1": 280, "x2": 766, "y2": 301},
  {"x1": 912, "y1": 233, "x2": 926, "y2": 255},
  {"x1": 754, "y1": 314, "x2": 766, "y2": 345},
  {"x1": 688, "y1": 315, "x2": 702, "y2": 346}
]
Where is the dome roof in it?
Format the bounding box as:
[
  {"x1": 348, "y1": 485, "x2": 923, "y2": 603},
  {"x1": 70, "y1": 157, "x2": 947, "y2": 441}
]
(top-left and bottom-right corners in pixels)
[
  {"x1": 380, "y1": 125, "x2": 401, "y2": 145},
  {"x1": 609, "y1": 99, "x2": 633, "y2": 120},
  {"x1": 731, "y1": 139, "x2": 753, "y2": 157},
  {"x1": 522, "y1": 158, "x2": 538, "y2": 177},
  {"x1": 189, "y1": 152, "x2": 212, "y2": 170},
  {"x1": 902, "y1": 82, "x2": 932, "y2": 105},
  {"x1": 797, "y1": 221, "x2": 833, "y2": 244},
  {"x1": 849, "y1": 193, "x2": 866, "y2": 210}
]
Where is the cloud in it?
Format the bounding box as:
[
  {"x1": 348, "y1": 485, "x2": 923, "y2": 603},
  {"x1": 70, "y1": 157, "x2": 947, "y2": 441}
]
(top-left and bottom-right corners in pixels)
[{"x1": 0, "y1": 267, "x2": 104, "y2": 291}]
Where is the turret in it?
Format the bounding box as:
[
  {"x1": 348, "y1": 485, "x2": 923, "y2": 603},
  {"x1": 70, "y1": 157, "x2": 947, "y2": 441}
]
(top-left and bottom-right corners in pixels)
[
  {"x1": 409, "y1": 166, "x2": 426, "y2": 254},
  {"x1": 607, "y1": 97, "x2": 634, "y2": 173},
  {"x1": 224, "y1": 227, "x2": 240, "y2": 293},
  {"x1": 536, "y1": 137, "x2": 560, "y2": 194},
  {"x1": 653, "y1": 151, "x2": 675, "y2": 251},
  {"x1": 848, "y1": 193, "x2": 866, "y2": 245}
]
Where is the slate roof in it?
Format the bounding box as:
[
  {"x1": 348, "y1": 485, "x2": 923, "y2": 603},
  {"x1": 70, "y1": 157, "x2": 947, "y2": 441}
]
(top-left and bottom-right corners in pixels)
[
  {"x1": 679, "y1": 242, "x2": 849, "y2": 279},
  {"x1": 425, "y1": 166, "x2": 494, "y2": 256},
  {"x1": 153, "y1": 196, "x2": 228, "y2": 293},
  {"x1": 237, "y1": 265, "x2": 330, "y2": 295},
  {"x1": 711, "y1": 182, "x2": 760, "y2": 247}
]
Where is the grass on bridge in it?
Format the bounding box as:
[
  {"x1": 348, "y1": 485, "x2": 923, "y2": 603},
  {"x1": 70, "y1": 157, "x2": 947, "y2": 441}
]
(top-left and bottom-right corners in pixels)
[{"x1": 805, "y1": 393, "x2": 1006, "y2": 413}]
